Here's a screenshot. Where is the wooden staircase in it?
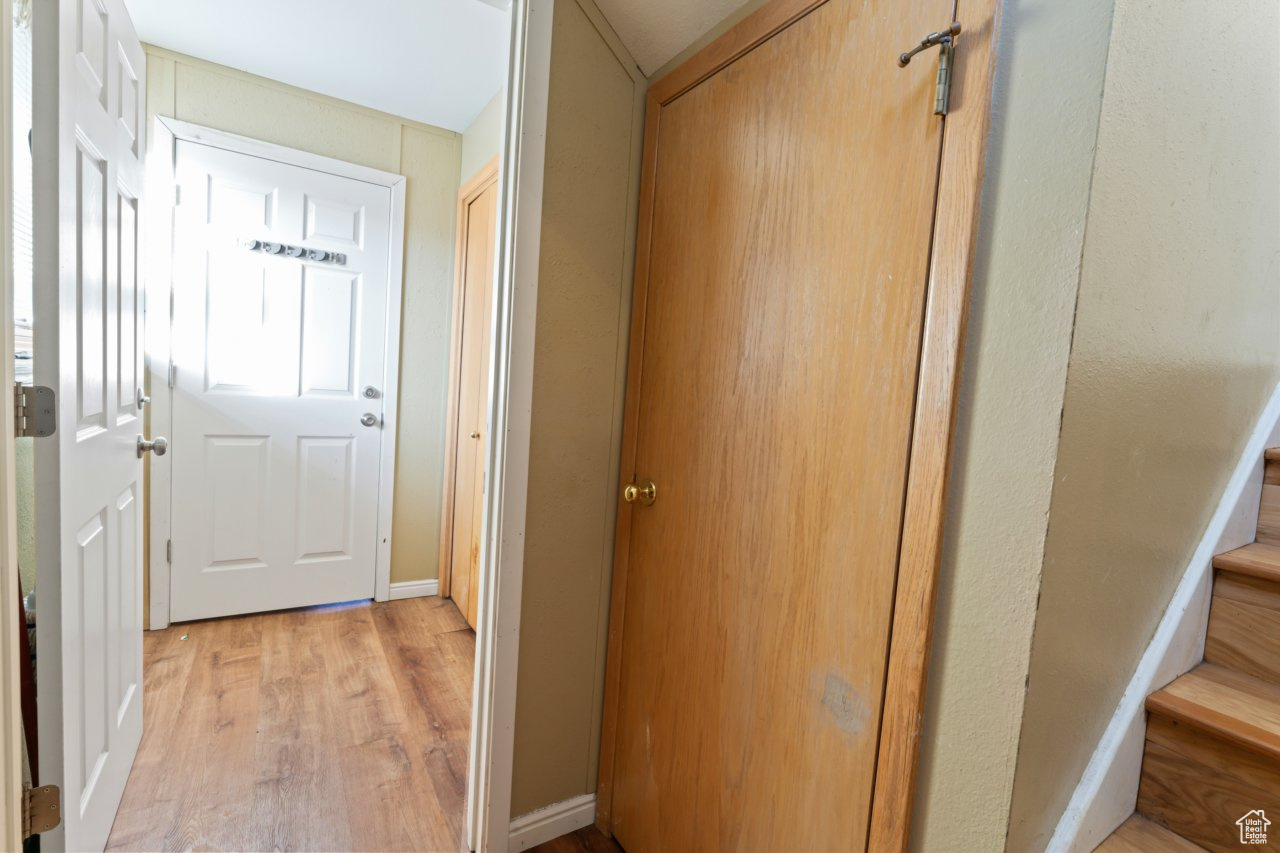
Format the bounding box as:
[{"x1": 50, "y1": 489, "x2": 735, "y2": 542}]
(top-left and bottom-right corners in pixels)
[{"x1": 1099, "y1": 448, "x2": 1280, "y2": 852}]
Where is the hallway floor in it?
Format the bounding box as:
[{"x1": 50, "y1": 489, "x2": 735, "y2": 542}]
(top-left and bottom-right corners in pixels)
[{"x1": 105, "y1": 596, "x2": 474, "y2": 852}]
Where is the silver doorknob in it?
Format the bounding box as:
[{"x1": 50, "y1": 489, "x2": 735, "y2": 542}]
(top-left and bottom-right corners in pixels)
[
  {"x1": 137, "y1": 435, "x2": 168, "y2": 458},
  {"x1": 361, "y1": 413, "x2": 380, "y2": 427}
]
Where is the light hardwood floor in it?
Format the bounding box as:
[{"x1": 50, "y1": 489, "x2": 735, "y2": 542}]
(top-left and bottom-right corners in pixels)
[{"x1": 105, "y1": 596, "x2": 474, "y2": 852}]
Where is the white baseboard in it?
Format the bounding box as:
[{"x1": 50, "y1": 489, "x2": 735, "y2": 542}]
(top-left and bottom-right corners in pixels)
[
  {"x1": 1048, "y1": 381, "x2": 1280, "y2": 852},
  {"x1": 388, "y1": 579, "x2": 439, "y2": 600},
  {"x1": 507, "y1": 794, "x2": 597, "y2": 851}
]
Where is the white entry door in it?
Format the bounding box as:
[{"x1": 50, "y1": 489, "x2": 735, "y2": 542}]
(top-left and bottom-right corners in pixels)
[
  {"x1": 33, "y1": 0, "x2": 147, "y2": 849},
  {"x1": 168, "y1": 140, "x2": 395, "y2": 623}
]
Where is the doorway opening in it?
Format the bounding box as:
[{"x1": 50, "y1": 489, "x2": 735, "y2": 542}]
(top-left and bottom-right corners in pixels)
[{"x1": 10, "y1": 0, "x2": 519, "y2": 848}]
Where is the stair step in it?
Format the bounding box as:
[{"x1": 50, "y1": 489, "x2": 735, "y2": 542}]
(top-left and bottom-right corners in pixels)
[
  {"x1": 1146, "y1": 664, "x2": 1280, "y2": 760},
  {"x1": 1140, "y1": 665, "x2": 1280, "y2": 850},
  {"x1": 1207, "y1": 567, "x2": 1280, "y2": 684},
  {"x1": 1213, "y1": 542, "x2": 1280, "y2": 584},
  {"x1": 1095, "y1": 815, "x2": 1206, "y2": 852},
  {"x1": 1262, "y1": 454, "x2": 1280, "y2": 544}
]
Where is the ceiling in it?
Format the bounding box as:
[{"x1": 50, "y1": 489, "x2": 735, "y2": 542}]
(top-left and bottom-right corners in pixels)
[
  {"x1": 593, "y1": 0, "x2": 753, "y2": 76},
  {"x1": 123, "y1": 0, "x2": 511, "y2": 132}
]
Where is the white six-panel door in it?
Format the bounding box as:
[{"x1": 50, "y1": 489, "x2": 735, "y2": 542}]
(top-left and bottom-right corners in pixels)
[
  {"x1": 33, "y1": 0, "x2": 147, "y2": 848},
  {"x1": 168, "y1": 141, "x2": 393, "y2": 622}
]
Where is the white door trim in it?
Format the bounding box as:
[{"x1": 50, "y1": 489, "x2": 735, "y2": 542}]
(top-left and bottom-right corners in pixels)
[
  {"x1": 0, "y1": 0, "x2": 26, "y2": 844},
  {"x1": 465, "y1": 1, "x2": 553, "y2": 849},
  {"x1": 507, "y1": 794, "x2": 597, "y2": 850},
  {"x1": 145, "y1": 117, "x2": 407, "y2": 629}
]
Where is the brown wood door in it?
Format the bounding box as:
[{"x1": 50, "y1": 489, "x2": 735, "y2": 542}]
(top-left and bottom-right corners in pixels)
[
  {"x1": 444, "y1": 165, "x2": 499, "y2": 630},
  {"x1": 606, "y1": 0, "x2": 955, "y2": 849}
]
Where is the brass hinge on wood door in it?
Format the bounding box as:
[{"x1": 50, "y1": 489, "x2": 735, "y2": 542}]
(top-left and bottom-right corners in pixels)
[
  {"x1": 22, "y1": 784, "x2": 60, "y2": 840},
  {"x1": 13, "y1": 383, "x2": 56, "y2": 438},
  {"x1": 898, "y1": 22, "x2": 961, "y2": 115}
]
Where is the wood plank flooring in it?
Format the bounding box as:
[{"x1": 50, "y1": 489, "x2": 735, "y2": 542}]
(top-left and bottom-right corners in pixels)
[
  {"x1": 106, "y1": 596, "x2": 474, "y2": 852},
  {"x1": 531, "y1": 826, "x2": 624, "y2": 853}
]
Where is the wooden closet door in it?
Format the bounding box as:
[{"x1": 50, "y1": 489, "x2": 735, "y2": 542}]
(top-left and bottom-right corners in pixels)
[
  {"x1": 607, "y1": 0, "x2": 952, "y2": 849},
  {"x1": 448, "y1": 176, "x2": 498, "y2": 630}
]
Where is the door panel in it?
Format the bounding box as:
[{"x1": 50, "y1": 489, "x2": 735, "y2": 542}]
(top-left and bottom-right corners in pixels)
[
  {"x1": 446, "y1": 176, "x2": 498, "y2": 630},
  {"x1": 296, "y1": 436, "x2": 356, "y2": 561},
  {"x1": 34, "y1": 0, "x2": 147, "y2": 847},
  {"x1": 168, "y1": 141, "x2": 393, "y2": 622},
  {"x1": 608, "y1": 0, "x2": 950, "y2": 849}
]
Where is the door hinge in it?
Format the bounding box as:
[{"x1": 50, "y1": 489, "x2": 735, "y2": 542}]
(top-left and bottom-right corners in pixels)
[
  {"x1": 166, "y1": 539, "x2": 172, "y2": 563},
  {"x1": 174, "y1": 185, "x2": 182, "y2": 206},
  {"x1": 14, "y1": 383, "x2": 56, "y2": 438},
  {"x1": 898, "y1": 22, "x2": 960, "y2": 116},
  {"x1": 22, "y1": 784, "x2": 60, "y2": 840},
  {"x1": 168, "y1": 363, "x2": 177, "y2": 389}
]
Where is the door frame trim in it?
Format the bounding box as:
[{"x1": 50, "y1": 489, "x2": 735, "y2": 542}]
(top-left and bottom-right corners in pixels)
[
  {"x1": 593, "y1": 0, "x2": 1001, "y2": 847},
  {"x1": 0, "y1": 0, "x2": 26, "y2": 845},
  {"x1": 464, "y1": 1, "x2": 554, "y2": 848},
  {"x1": 145, "y1": 116, "x2": 408, "y2": 629},
  {"x1": 439, "y1": 155, "x2": 500, "y2": 604}
]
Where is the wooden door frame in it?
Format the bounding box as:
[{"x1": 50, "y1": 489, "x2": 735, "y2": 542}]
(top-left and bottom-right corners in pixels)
[
  {"x1": 593, "y1": 0, "x2": 1001, "y2": 848},
  {"x1": 144, "y1": 117, "x2": 409, "y2": 629},
  {"x1": 439, "y1": 156, "x2": 500, "y2": 602}
]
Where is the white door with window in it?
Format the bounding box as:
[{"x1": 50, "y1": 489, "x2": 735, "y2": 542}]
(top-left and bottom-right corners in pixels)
[
  {"x1": 33, "y1": 0, "x2": 147, "y2": 848},
  {"x1": 167, "y1": 139, "x2": 397, "y2": 623}
]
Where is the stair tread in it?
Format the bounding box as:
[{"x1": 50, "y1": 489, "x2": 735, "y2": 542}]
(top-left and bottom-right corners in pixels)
[
  {"x1": 1095, "y1": 815, "x2": 1206, "y2": 852},
  {"x1": 1213, "y1": 542, "x2": 1280, "y2": 582},
  {"x1": 1266, "y1": 447, "x2": 1279, "y2": 462},
  {"x1": 1147, "y1": 663, "x2": 1280, "y2": 760}
]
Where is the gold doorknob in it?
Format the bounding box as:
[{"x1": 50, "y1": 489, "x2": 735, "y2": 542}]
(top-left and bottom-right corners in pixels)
[
  {"x1": 470, "y1": 431, "x2": 481, "y2": 439},
  {"x1": 623, "y1": 478, "x2": 657, "y2": 506}
]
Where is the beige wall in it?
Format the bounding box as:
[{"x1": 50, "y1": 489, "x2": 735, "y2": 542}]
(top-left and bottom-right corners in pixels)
[
  {"x1": 1006, "y1": 1, "x2": 1280, "y2": 848},
  {"x1": 461, "y1": 90, "x2": 505, "y2": 184},
  {"x1": 143, "y1": 48, "x2": 461, "y2": 587},
  {"x1": 509, "y1": 0, "x2": 645, "y2": 818},
  {"x1": 911, "y1": 0, "x2": 1119, "y2": 848}
]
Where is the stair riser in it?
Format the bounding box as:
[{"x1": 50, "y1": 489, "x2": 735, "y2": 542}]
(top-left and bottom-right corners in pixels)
[
  {"x1": 1205, "y1": 571, "x2": 1280, "y2": 684},
  {"x1": 1138, "y1": 714, "x2": 1280, "y2": 852},
  {"x1": 1260, "y1": 460, "x2": 1280, "y2": 545}
]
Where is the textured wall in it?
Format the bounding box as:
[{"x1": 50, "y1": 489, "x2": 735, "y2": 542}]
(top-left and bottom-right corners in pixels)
[
  {"x1": 461, "y1": 89, "x2": 505, "y2": 184},
  {"x1": 911, "y1": 0, "x2": 1119, "y2": 848},
  {"x1": 1006, "y1": 1, "x2": 1280, "y2": 848},
  {"x1": 509, "y1": 0, "x2": 645, "y2": 818},
  {"x1": 143, "y1": 48, "x2": 461, "y2": 587}
]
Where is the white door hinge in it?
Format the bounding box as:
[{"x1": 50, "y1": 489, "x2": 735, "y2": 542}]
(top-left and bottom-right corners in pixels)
[
  {"x1": 168, "y1": 363, "x2": 177, "y2": 389},
  {"x1": 166, "y1": 539, "x2": 172, "y2": 563}
]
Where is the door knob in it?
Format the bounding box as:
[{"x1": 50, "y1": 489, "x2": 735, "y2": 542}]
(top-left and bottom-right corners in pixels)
[
  {"x1": 136, "y1": 387, "x2": 150, "y2": 408},
  {"x1": 470, "y1": 431, "x2": 481, "y2": 439},
  {"x1": 137, "y1": 435, "x2": 168, "y2": 458},
  {"x1": 622, "y1": 478, "x2": 657, "y2": 506},
  {"x1": 361, "y1": 413, "x2": 380, "y2": 427}
]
